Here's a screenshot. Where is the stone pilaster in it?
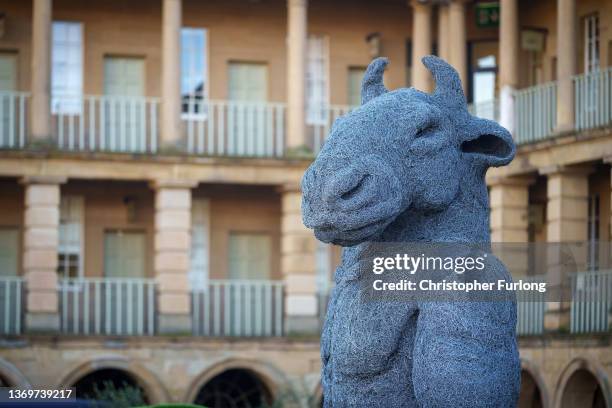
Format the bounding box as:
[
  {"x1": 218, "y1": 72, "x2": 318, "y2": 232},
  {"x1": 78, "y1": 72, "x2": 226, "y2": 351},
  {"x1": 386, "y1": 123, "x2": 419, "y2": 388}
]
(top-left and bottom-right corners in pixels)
[
  {"x1": 541, "y1": 165, "x2": 590, "y2": 332},
  {"x1": 286, "y1": 0, "x2": 308, "y2": 151},
  {"x1": 410, "y1": 0, "x2": 433, "y2": 92},
  {"x1": 161, "y1": 0, "x2": 183, "y2": 148},
  {"x1": 152, "y1": 179, "x2": 196, "y2": 334},
  {"x1": 30, "y1": 0, "x2": 52, "y2": 141},
  {"x1": 555, "y1": 0, "x2": 576, "y2": 132},
  {"x1": 499, "y1": 0, "x2": 519, "y2": 134},
  {"x1": 448, "y1": 0, "x2": 467, "y2": 92},
  {"x1": 22, "y1": 176, "x2": 65, "y2": 332},
  {"x1": 437, "y1": 5, "x2": 449, "y2": 61},
  {"x1": 281, "y1": 185, "x2": 318, "y2": 334}
]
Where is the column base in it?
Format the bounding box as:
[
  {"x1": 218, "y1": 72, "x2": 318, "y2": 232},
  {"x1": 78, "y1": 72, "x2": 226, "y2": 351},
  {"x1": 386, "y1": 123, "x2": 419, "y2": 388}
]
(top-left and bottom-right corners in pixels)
[
  {"x1": 158, "y1": 314, "x2": 192, "y2": 335},
  {"x1": 158, "y1": 139, "x2": 187, "y2": 155},
  {"x1": 285, "y1": 315, "x2": 320, "y2": 336},
  {"x1": 26, "y1": 313, "x2": 60, "y2": 333}
]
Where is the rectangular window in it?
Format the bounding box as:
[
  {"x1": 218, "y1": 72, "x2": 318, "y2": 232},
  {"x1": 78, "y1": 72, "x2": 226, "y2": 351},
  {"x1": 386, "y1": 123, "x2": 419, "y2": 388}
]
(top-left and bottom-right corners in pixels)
[
  {"x1": 0, "y1": 228, "x2": 18, "y2": 277},
  {"x1": 228, "y1": 232, "x2": 271, "y2": 280},
  {"x1": 51, "y1": 21, "x2": 83, "y2": 114},
  {"x1": 587, "y1": 193, "x2": 600, "y2": 271},
  {"x1": 583, "y1": 14, "x2": 600, "y2": 73},
  {"x1": 181, "y1": 28, "x2": 208, "y2": 117},
  {"x1": 306, "y1": 35, "x2": 329, "y2": 125},
  {"x1": 190, "y1": 199, "x2": 210, "y2": 289},
  {"x1": 104, "y1": 230, "x2": 146, "y2": 278},
  {"x1": 103, "y1": 57, "x2": 144, "y2": 97},
  {"x1": 58, "y1": 196, "x2": 83, "y2": 280},
  {"x1": 0, "y1": 53, "x2": 17, "y2": 91},
  {"x1": 228, "y1": 62, "x2": 268, "y2": 102},
  {"x1": 347, "y1": 67, "x2": 366, "y2": 107}
]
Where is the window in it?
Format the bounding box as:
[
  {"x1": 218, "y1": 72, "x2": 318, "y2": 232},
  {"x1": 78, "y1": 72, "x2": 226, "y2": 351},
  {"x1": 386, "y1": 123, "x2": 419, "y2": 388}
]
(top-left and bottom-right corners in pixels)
[
  {"x1": 103, "y1": 57, "x2": 144, "y2": 97},
  {"x1": 228, "y1": 62, "x2": 268, "y2": 102},
  {"x1": 104, "y1": 231, "x2": 146, "y2": 278},
  {"x1": 0, "y1": 53, "x2": 17, "y2": 91},
  {"x1": 0, "y1": 228, "x2": 18, "y2": 277},
  {"x1": 181, "y1": 28, "x2": 208, "y2": 117},
  {"x1": 51, "y1": 21, "x2": 83, "y2": 114},
  {"x1": 228, "y1": 232, "x2": 271, "y2": 280},
  {"x1": 347, "y1": 67, "x2": 366, "y2": 107},
  {"x1": 58, "y1": 196, "x2": 83, "y2": 280},
  {"x1": 306, "y1": 35, "x2": 329, "y2": 125},
  {"x1": 190, "y1": 199, "x2": 210, "y2": 289},
  {"x1": 583, "y1": 14, "x2": 599, "y2": 73}
]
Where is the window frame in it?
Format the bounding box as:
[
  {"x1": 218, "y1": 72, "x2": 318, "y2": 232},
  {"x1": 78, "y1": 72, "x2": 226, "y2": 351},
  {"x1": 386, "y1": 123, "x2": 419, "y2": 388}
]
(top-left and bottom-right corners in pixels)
[
  {"x1": 51, "y1": 21, "x2": 84, "y2": 115},
  {"x1": 306, "y1": 34, "x2": 330, "y2": 126},
  {"x1": 181, "y1": 27, "x2": 209, "y2": 120}
]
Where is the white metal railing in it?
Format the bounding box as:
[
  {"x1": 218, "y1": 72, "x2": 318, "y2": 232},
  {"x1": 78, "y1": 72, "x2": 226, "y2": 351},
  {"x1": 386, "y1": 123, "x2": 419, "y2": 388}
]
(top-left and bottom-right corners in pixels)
[
  {"x1": 574, "y1": 67, "x2": 612, "y2": 131},
  {"x1": 52, "y1": 95, "x2": 159, "y2": 153},
  {"x1": 307, "y1": 105, "x2": 355, "y2": 155},
  {"x1": 182, "y1": 99, "x2": 286, "y2": 158},
  {"x1": 58, "y1": 277, "x2": 156, "y2": 336},
  {"x1": 570, "y1": 270, "x2": 612, "y2": 334},
  {"x1": 468, "y1": 99, "x2": 499, "y2": 122},
  {"x1": 514, "y1": 81, "x2": 557, "y2": 145},
  {"x1": 0, "y1": 277, "x2": 23, "y2": 335},
  {"x1": 515, "y1": 275, "x2": 546, "y2": 336},
  {"x1": 192, "y1": 280, "x2": 284, "y2": 337},
  {"x1": 0, "y1": 92, "x2": 28, "y2": 149}
]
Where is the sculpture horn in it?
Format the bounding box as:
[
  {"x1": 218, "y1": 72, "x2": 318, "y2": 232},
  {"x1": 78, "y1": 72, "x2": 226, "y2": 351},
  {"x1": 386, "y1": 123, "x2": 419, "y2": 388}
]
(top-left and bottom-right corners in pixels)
[
  {"x1": 361, "y1": 57, "x2": 389, "y2": 105},
  {"x1": 422, "y1": 55, "x2": 467, "y2": 109}
]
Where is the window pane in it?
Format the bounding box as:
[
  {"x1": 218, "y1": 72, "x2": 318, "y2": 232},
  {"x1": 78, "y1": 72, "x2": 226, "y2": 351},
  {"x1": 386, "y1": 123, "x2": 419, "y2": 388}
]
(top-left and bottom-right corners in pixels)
[
  {"x1": 347, "y1": 67, "x2": 366, "y2": 107},
  {"x1": 228, "y1": 233, "x2": 271, "y2": 280},
  {"x1": 228, "y1": 63, "x2": 267, "y2": 102},
  {"x1": 104, "y1": 231, "x2": 146, "y2": 278},
  {"x1": 51, "y1": 21, "x2": 83, "y2": 114},
  {"x1": 0, "y1": 228, "x2": 18, "y2": 277},
  {"x1": 307, "y1": 35, "x2": 329, "y2": 125}
]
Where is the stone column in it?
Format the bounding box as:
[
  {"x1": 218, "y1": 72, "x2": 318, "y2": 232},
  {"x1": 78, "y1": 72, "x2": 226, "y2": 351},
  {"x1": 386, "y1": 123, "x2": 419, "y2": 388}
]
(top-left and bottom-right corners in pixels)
[
  {"x1": 30, "y1": 0, "x2": 52, "y2": 141},
  {"x1": 437, "y1": 4, "x2": 450, "y2": 61},
  {"x1": 22, "y1": 176, "x2": 65, "y2": 332},
  {"x1": 161, "y1": 0, "x2": 183, "y2": 149},
  {"x1": 281, "y1": 185, "x2": 318, "y2": 334},
  {"x1": 499, "y1": 0, "x2": 519, "y2": 134},
  {"x1": 448, "y1": 0, "x2": 467, "y2": 92},
  {"x1": 286, "y1": 0, "x2": 307, "y2": 152},
  {"x1": 556, "y1": 0, "x2": 576, "y2": 132},
  {"x1": 152, "y1": 180, "x2": 196, "y2": 334},
  {"x1": 541, "y1": 165, "x2": 590, "y2": 332},
  {"x1": 410, "y1": 0, "x2": 433, "y2": 92},
  {"x1": 489, "y1": 176, "x2": 532, "y2": 278}
]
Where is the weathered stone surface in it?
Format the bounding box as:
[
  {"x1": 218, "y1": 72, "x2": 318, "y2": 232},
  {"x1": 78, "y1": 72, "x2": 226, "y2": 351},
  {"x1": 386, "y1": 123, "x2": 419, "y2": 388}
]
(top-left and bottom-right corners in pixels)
[{"x1": 302, "y1": 56, "x2": 521, "y2": 407}]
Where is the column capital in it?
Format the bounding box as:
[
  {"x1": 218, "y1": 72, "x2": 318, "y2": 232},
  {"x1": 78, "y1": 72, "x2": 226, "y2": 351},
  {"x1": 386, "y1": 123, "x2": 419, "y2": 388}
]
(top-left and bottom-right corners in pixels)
[
  {"x1": 288, "y1": 0, "x2": 307, "y2": 7},
  {"x1": 538, "y1": 164, "x2": 593, "y2": 177},
  {"x1": 20, "y1": 175, "x2": 67, "y2": 185},
  {"x1": 410, "y1": 0, "x2": 431, "y2": 9},
  {"x1": 277, "y1": 183, "x2": 302, "y2": 194},
  {"x1": 487, "y1": 175, "x2": 536, "y2": 187},
  {"x1": 149, "y1": 179, "x2": 199, "y2": 190}
]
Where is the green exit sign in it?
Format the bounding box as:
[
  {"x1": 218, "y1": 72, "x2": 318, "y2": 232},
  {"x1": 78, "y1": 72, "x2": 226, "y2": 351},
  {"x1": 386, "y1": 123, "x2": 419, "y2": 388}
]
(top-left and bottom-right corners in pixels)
[{"x1": 476, "y1": 2, "x2": 500, "y2": 28}]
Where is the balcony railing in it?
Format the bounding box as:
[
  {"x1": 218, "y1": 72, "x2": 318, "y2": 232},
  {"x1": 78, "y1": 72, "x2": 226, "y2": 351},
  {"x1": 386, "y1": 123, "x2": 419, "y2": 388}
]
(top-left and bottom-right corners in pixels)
[
  {"x1": 516, "y1": 275, "x2": 546, "y2": 336},
  {"x1": 192, "y1": 279, "x2": 284, "y2": 337},
  {"x1": 570, "y1": 270, "x2": 612, "y2": 334},
  {"x1": 183, "y1": 99, "x2": 286, "y2": 158},
  {"x1": 575, "y1": 67, "x2": 612, "y2": 131},
  {"x1": 306, "y1": 105, "x2": 355, "y2": 154},
  {"x1": 0, "y1": 92, "x2": 28, "y2": 149},
  {"x1": 52, "y1": 95, "x2": 160, "y2": 153},
  {"x1": 0, "y1": 277, "x2": 23, "y2": 335},
  {"x1": 514, "y1": 81, "x2": 558, "y2": 145},
  {"x1": 58, "y1": 277, "x2": 156, "y2": 336}
]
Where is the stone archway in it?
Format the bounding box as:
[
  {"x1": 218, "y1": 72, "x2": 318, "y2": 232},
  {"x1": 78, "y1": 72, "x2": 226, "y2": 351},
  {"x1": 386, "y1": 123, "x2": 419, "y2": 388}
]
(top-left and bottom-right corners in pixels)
[
  {"x1": 519, "y1": 369, "x2": 544, "y2": 408},
  {"x1": 57, "y1": 356, "x2": 169, "y2": 404},
  {"x1": 0, "y1": 358, "x2": 31, "y2": 389},
  {"x1": 184, "y1": 358, "x2": 288, "y2": 407},
  {"x1": 556, "y1": 358, "x2": 611, "y2": 408}
]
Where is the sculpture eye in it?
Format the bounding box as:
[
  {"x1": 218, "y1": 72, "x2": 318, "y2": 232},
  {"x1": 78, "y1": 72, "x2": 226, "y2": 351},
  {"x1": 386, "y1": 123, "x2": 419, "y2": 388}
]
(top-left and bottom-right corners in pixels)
[{"x1": 415, "y1": 123, "x2": 437, "y2": 138}]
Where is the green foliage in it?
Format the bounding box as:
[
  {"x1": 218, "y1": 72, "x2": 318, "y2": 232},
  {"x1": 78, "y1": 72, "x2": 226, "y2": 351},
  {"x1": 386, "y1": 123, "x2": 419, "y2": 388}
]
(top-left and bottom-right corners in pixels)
[{"x1": 84, "y1": 380, "x2": 147, "y2": 408}]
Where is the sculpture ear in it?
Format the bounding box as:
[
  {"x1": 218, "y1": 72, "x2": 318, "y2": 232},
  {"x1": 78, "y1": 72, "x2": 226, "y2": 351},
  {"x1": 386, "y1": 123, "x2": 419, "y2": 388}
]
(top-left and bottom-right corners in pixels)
[
  {"x1": 461, "y1": 118, "x2": 516, "y2": 168},
  {"x1": 361, "y1": 57, "x2": 389, "y2": 105}
]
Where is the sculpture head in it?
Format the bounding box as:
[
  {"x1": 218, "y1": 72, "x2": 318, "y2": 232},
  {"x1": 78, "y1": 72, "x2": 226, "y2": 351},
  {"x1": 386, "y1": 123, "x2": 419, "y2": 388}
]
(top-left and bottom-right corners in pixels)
[{"x1": 302, "y1": 56, "x2": 515, "y2": 246}]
